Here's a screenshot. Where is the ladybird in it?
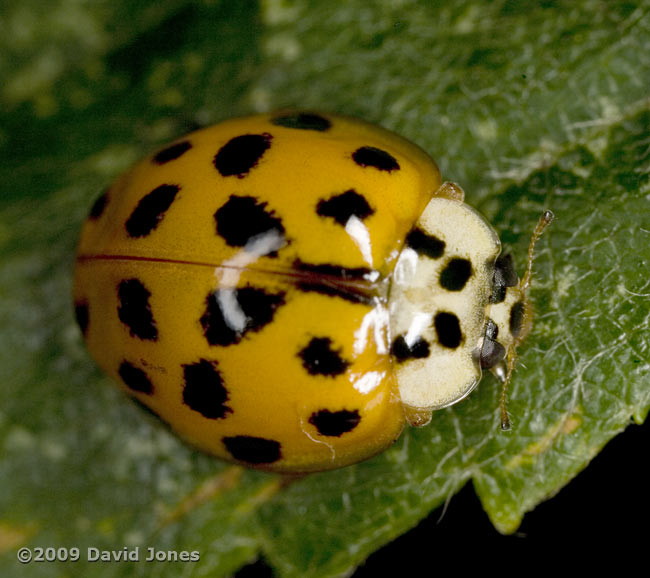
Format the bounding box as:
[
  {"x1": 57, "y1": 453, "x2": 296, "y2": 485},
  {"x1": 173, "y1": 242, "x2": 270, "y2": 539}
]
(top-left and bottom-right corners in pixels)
[{"x1": 73, "y1": 112, "x2": 552, "y2": 473}]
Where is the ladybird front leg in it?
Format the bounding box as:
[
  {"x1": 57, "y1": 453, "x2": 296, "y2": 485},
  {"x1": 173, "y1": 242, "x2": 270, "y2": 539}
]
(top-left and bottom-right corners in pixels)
[{"x1": 434, "y1": 181, "x2": 465, "y2": 202}]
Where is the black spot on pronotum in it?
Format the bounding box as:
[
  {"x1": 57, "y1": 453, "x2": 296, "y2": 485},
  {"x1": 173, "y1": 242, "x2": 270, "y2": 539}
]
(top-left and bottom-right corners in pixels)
[
  {"x1": 152, "y1": 140, "x2": 192, "y2": 164},
  {"x1": 509, "y1": 300, "x2": 526, "y2": 338},
  {"x1": 125, "y1": 184, "x2": 180, "y2": 238},
  {"x1": 88, "y1": 190, "x2": 109, "y2": 220},
  {"x1": 214, "y1": 133, "x2": 272, "y2": 177},
  {"x1": 215, "y1": 195, "x2": 285, "y2": 248},
  {"x1": 271, "y1": 112, "x2": 331, "y2": 131},
  {"x1": 434, "y1": 312, "x2": 463, "y2": 349},
  {"x1": 118, "y1": 360, "x2": 154, "y2": 394},
  {"x1": 480, "y1": 338, "x2": 506, "y2": 369},
  {"x1": 309, "y1": 409, "x2": 361, "y2": 437},
  {"x1": 439, "y1": 258, "x2": 473, "y2": 292},
  {"x1": 352, "y1": 146, "x2": 400, "y2": 171},
  {"x1": 223, "y1": 435, "x2": 282, "y2": 464},
  {"x1": 200, "y1": 287, "x2": 285, "y2": 346},
  {"x1": 391, "y1": 335, "x2": 430, "y2": 362},
  {"x1": 74, "y1": 302, "x2": 89, "y2": 336},
  {"x1": 316, "y1": 189, "x2": 375, "y2": 225},
  {"x1": 117, "y1": 278, "x2": 158, "y2": 340},
  {"x1": 298, "y1": 337, "x2": 350, "y2": 376},
  {"x1": 182, "y1": 359, "x2": 232, "y2": 419},
  {"x1": 406, "y1": 228, "x2": 445, "y2": 259}
]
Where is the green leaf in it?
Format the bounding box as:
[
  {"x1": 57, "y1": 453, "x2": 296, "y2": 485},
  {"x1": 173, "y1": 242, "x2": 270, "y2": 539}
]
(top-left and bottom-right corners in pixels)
[{"x1": 1, "y1": 1, "x2": 649, "y2": 576}]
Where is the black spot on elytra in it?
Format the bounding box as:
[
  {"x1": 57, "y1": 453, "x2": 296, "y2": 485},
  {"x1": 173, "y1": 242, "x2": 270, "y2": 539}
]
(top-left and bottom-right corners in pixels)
[
  {"x1": 316, "y1": 189, "x2": 375, "y2": 225},
  {"x1": 298, "y1": 337, "x2": 350, "y2": 376},
  {"x1": 118, "y1": 360, "x2": 154, "y2": 394},
  {"x1": 352, "y1": 146, "x2": 400, "y2": 171},
  {"x1": 214, "y1": 133, "x2": 272, "y2": 177},
  {"x1": 117, "y1": 278, "x2": 158, "y2": 340},
  {"x1": 406, "y1": 228, "x2": 445, "y2": 259},
  {"x1": 509, "y1": 300, "x2": 526, "y2": 338},
  {"x1": 215, "y1": 195, "x2": 285, "y2": 248},
  {"x1": 434, "y1": 312, "x2": 462, "y2": 349},
  {"x1": 223, "y1": 435, "x2": 282, "y2": 464},
  {"x1": 74, "y1": 302, "x2": 89, "y2": 336},
  {"x1": 200, "y1": 287, "x2": 285, "y2": 346},
  {"x1": 88, "y1": 190, "x2": 109, "y2": 220},
  {"x1": 125, "y1": 184, "x2": 179, "y2": 238},
  {"x1": 309, "y1": 409, "x2": 361, "y2": 437},
  {"x1": 271, "y1": 112, "x2": 331, "y2": 131},
  {"x1": 391, "y1": 335, "x2": 430, "y2": 362},
  {"x1": 152, "y1": 140, "x2": 192, "y2": 164},
  {"x1": 182, "y1": 359, "x2": 232, "y2": 419},
  {"x1": 439, "y1": 258, "x2": 473, "y2": 291},
  {"x1": 480, "y1": 338, "x2": 506, "y2": 369}
]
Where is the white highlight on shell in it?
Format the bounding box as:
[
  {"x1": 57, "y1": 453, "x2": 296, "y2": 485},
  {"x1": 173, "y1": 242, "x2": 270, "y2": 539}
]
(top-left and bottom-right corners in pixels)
[
  {"x1": 345, "y1": 215, "x2": 373, "y2": 267},
  {"x1": 353, "y1": 301, "x2": 390, "y2": 356},
  {"x1": 352, "y1": 371, "x2": 386, "y2": 394},
  {"x1": 404, "y1": 312, "x2": 431, "y2": 347},
  {"x1": 215, "y1": 230, "x2": 287, "y2": 332},
  {"x1": 393, "y1": 247, "x2": 418, "y2": 287}
]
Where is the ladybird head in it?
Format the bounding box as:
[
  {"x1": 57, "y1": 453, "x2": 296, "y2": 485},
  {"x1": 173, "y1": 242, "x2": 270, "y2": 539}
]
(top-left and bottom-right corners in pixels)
[{"x1": 480, "y1": 210, "x2": 554, "y2": 429}]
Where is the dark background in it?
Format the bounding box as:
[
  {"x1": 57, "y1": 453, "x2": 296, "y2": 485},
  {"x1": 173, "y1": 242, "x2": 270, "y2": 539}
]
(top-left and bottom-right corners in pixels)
[{"x1": 237, "y1": 415, "x2": 649, "y2": 575}]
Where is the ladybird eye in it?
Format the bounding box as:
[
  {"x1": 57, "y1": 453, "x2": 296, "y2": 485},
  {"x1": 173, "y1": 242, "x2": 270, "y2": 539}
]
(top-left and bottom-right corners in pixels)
[{"x1": 479, "y1": 338, "x2": 506, "y2": 370}]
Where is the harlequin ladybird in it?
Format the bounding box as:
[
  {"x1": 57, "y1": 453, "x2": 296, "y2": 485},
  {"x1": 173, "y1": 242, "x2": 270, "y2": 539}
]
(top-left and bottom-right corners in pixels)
[{"x1": 73, "y1": 112, "x2": 552, "y2": 473}]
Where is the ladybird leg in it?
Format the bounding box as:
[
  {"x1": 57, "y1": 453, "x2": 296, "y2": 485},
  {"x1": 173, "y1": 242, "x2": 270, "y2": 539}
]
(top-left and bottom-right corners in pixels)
[
  {"x1": 403, "y1": 405, "x2": 433, "y2": 427},
  {"x1": 495, "y1": 351, "x2": 516, "y2": 431},
  {"x1": 435, "y1": 181, "x2": 465, "y2": 201}
]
